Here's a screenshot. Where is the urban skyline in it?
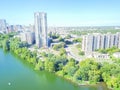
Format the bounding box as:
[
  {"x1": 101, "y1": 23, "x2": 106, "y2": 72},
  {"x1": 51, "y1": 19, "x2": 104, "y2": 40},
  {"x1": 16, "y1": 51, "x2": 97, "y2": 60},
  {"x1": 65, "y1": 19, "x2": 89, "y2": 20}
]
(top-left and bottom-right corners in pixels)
[
  {"x1": 0, "y1": 0, "x2": 120, "y2": 26},
  {"x1": 0, "y1": 1, "x2": 120, "y2": 90}
]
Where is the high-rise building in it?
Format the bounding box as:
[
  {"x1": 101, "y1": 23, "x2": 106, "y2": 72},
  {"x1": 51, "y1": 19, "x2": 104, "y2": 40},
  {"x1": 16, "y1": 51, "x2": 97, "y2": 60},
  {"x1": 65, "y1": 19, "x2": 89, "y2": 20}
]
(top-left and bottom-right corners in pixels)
[
  {"x1": 0, "y1": 19, "x2": 7, "y2": 32},
  {"x1": 82, "y1": 32, "x2": 120, "y2": 52},
  {"x1": 82, "y1": 34, "x2": 94, "y2": 52},
  {"x1": 34, "y1": 12, "x2": 48, "y2": 48}
]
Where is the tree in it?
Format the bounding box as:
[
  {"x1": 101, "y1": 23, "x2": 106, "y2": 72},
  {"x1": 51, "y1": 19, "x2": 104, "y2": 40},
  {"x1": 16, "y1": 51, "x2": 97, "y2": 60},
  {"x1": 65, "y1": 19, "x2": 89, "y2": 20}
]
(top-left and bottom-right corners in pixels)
[
  {"x1": 41, "y1": 52, "x2": 47, "y2": 57},
  {"x1": 73, "y1": 38, "x2": 82, "y2": 43},
  {"x1": 88, "y1": 69, "x2": 101, "y2": 83},
  {"x1": 53, "y1": 43, "x2": 65, "y2": 51},
  {"x1": 65, "y1": 40, "x2": 72, "y2": 45},
  {"x1": 63, "y1": 58, "x2": 77, "y2": 76},
  {"x1": 48, "y1": 61, "x2": 55, "y2": 72},
  {"x1": 79, "y1": 51, "x2": 85, "y2": 56},
  {"x1": 58, "y1": 37, "x2": 64, "y2": 42},
  {"x1": 59, "y1": 48, "x2": 66, "y2": 56},
  {"x1": 73, "y1": 69, "x2": 82, "y2": 82},
  {"x1": 35, "y1": 60, "x2": 44, "y2": 70},
  {"x1": 44, "y1": 58, "x2": 55, "y2": 72},
  {"x1": 65, "y1": 34, "x2": 71, "y2": 39},
  {"x1": 51, "y1": 33, "x2": 60, "y2": 39},
  {"x1": 3, "y1": 39, "x2": 10, "y2": 51}
]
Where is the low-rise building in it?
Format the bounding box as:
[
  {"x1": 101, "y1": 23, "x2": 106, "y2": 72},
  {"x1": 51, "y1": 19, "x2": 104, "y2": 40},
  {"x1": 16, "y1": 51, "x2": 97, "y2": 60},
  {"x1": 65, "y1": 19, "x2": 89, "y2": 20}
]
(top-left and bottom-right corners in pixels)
[
  {"x1": 113, "y1": 52, "x2": 120, "y2": 58},
  {"x1": 85, "y1": 52, "x2": 110, "y2": 60}
]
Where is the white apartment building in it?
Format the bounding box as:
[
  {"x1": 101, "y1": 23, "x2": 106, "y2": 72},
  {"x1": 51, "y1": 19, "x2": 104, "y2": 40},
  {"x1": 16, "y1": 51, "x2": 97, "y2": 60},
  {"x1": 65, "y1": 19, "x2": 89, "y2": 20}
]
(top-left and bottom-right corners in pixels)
[
  {"x1": 82, "y1": 32, "x2": 120, "y2": 52},
  {"x1": 0, "y1": 19, "x2": 7, "y2": 33},
  {"x1": 20, "y1": 31, "x2": 35, "y2": 45}
]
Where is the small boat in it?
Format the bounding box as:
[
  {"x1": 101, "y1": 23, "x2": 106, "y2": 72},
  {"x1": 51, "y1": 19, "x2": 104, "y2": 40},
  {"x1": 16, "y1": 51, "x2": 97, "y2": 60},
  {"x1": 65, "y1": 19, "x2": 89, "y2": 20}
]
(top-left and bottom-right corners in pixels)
[{"x1": 8, "y1": 82, "x2": 11, "y2": 85}]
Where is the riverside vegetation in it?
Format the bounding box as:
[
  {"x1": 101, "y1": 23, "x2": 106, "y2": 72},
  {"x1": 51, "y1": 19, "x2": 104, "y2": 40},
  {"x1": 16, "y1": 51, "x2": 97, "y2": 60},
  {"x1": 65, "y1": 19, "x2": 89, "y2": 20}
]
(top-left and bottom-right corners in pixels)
[{"x1": 0, "y1": 33, "x2": 120, "y2": 90}]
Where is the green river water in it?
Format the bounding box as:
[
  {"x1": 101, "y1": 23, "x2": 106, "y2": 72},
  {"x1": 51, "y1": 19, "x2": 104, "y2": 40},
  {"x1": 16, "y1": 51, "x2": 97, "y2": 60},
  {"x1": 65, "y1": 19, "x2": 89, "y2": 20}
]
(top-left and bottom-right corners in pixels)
[{"x1": 0, "y1": 49, "x2": 109, "y2": 90}]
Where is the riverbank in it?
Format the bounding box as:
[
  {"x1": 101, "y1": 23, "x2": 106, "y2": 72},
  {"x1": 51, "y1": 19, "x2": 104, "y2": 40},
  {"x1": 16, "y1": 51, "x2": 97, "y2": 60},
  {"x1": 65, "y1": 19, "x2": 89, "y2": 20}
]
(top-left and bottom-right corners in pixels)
[
  {"x1": 2, "y1": 49, "x2": 94, "y2": 90},
  {"x1": 0, "y1": 33, "x2": 119, "y2": 90},
  {"x1": 7, "y1": 47, "x2": 110, "y2": 90},
  {"x1": 2, "y1": 46, "x2": 110, "y2": 90},
  {"x1": 55, "y1": 72, "x2": 111, "y2": 90}
]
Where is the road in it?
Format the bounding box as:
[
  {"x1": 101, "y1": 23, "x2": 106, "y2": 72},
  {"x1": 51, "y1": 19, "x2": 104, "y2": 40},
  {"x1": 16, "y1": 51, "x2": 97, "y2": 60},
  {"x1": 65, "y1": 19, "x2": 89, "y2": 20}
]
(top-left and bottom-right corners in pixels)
[{"x1": 65, "y1": 46, "x2": 83, "y2": 62}]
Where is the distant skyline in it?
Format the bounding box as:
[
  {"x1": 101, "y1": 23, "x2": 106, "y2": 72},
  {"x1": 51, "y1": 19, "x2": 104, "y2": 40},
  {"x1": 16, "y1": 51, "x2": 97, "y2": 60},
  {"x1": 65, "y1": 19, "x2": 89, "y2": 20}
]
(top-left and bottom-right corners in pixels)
[{"x1": 0, "y1": 0, "x2": 120, "y2": 26}]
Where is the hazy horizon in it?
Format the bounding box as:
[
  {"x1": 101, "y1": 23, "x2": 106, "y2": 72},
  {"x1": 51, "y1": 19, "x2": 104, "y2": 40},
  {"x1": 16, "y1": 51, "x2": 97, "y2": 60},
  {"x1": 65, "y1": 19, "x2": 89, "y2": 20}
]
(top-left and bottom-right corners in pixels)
[{"x1": 0, "y1": 0, "x2": 120, "y2": 26}]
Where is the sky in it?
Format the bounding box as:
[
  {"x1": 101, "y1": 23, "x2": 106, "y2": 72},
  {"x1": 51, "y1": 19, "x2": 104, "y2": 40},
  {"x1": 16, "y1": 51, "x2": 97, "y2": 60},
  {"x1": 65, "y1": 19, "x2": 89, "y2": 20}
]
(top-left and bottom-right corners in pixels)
[{"x1": 0, "y1": 0, "x2": 120, "y2": 26}]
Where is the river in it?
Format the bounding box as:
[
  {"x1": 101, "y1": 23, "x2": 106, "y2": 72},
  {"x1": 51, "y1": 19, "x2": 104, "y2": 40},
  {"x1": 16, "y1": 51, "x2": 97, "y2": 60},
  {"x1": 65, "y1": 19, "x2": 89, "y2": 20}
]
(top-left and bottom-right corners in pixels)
[{"x1": 0, "y1": 49, "x2": 109, "y2": 90}]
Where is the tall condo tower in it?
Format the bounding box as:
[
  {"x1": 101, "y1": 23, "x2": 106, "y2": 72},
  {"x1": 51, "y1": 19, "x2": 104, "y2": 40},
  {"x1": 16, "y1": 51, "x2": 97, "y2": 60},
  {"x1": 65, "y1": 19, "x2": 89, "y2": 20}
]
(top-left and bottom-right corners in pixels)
[{"x1": 34, "y1": 12, "x2": 48, "y2": 48}]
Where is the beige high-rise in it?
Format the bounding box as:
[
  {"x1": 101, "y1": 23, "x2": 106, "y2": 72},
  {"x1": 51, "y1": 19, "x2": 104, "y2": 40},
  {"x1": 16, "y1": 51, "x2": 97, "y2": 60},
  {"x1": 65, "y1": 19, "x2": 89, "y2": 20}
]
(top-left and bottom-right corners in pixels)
[{"x1": 34, "y1": 12, "x2": 48, "y2": 48}]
